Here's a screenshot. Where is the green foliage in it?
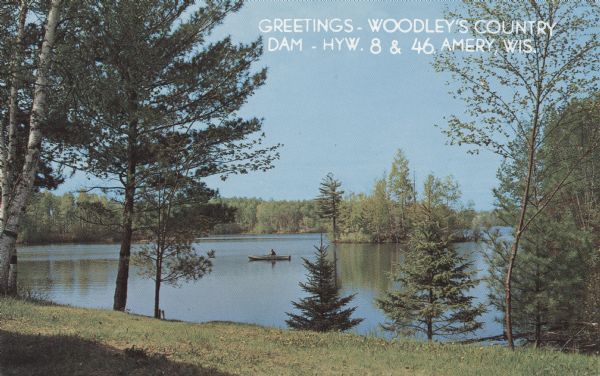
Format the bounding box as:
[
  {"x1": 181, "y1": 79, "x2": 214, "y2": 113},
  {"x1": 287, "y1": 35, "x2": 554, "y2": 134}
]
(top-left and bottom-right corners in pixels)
[
  {"x1": 337, "y1": 150, "x2": 472, "y2": 244},
  {"x1": 387, "y1": 149, "x2": 414, "y2": 206},
  {"x1": 387, "y1": 149, "x2": 415, "y2": 241},
  {"x1": 435, "y1": 0, "x2": 600, "y2": 347},
  {"x1": 286, "y1": 244, "x2": 363, "y2": 332},
  {"x1": 363, "y1": 178, "x2": 392, "y2": 243},
  {"x1": 132, "y1": 154, "x2": 234, "y2": 317},
  {"x1": 484, "y1": 215, "x2": 591, "y2": 345},
  {"x1": 19, "y1": 191, "x2": 121, "y2": 244},
  {"x1": 69, "y1": 0, "x2": 279, "y2": 185},
  {"x1": 485, "y1": 95, "x2": 600, "y2": 346},
  {"x1": 60, "y1": 0, "x2": 279, "y2": 310},
  {"x1": 316, "y1": 173, "x2": 344, "y2": 242},
  {"x1": 378, "y1": 175, "x2": 485, "y2": 341},
  {"x1": 214, "y1": 197, "x2": 322, "y2": 234}
]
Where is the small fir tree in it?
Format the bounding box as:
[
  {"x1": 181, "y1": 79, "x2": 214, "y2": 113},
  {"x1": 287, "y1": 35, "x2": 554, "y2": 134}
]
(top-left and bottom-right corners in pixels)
[
  {"x1": 286, "y1": 242, "x2": 362, "y2": 332},
  {"x1": 378, "y1": 175, "x2": 485, "y2": 341}
]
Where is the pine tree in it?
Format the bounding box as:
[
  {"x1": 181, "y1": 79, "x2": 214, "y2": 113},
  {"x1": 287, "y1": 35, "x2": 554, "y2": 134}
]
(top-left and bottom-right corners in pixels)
[
  {"x1": 286, "y1": 243, "x2": 362, "y2": 332},
  {"x1": 378, "y1": 175, "x2": 485, "y2": 341},
  {"x1": 316, "y1": 173, "x2": 344, "y2": 243},
  {"x1": 63, "y1": 0, "x2": 279, "y2": 311},
  {"x1": 484, "y1": 213, "x2": 590, "y2": 347}
]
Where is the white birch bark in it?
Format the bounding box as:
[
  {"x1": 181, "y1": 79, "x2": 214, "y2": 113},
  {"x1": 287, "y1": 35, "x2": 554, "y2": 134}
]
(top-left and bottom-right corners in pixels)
[
  {"x1": 0, "y1": 0, "x2": 62, "y2": 294},
  {"x1": 0, "y1": 0, "x2": 28, "y2": 294}
]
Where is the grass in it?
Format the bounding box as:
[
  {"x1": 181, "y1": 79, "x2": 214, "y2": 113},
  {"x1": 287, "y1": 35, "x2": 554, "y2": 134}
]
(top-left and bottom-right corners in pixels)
[{"x1": 0, "y1": 298, "x2": 598, "y2": 375}]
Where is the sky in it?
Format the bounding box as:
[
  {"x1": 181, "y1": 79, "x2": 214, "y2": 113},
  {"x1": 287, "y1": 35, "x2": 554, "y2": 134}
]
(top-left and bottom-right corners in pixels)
[{"x1": 61, "y1": 2, "x2": 502, "y2": 210}]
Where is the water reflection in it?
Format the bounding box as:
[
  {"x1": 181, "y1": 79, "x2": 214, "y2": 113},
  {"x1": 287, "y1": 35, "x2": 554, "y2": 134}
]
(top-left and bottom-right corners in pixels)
[
  {"x1": 17, "y1": 234, "x2": 501, "y2": 339},
  {"x1": 334, "y1": 243, "x2": 403, "y2": 291}
]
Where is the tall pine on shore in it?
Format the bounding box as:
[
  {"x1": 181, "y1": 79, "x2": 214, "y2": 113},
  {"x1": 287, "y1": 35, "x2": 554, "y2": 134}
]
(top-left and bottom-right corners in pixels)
[
  {"x1": 316, "y1": 173, "x2": 344, "y2": 243},
  {"x1": 378, "y1": 175, "x2": 485, "y2": 341},
  {"x1": 286, "y1": 242, "x2": 362, "y2": 332},
  {"x1": 65, "y1": 0, "x2": 279, "y2": 311}
]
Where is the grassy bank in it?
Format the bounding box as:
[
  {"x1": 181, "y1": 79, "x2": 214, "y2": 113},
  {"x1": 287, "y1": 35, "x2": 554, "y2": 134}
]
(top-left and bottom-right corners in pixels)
[{"x1": 0, "y1": 299, "x2": 597, "y2": 375}]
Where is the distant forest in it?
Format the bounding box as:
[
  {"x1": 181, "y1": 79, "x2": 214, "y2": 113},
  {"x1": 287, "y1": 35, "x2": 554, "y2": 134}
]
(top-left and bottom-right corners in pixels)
[
  {"x1": 18, "y1": 192, "x2": 324, "y2": 244},
  {"x1": 19, "y1": 187, "x2": 492, "y2": 245}
]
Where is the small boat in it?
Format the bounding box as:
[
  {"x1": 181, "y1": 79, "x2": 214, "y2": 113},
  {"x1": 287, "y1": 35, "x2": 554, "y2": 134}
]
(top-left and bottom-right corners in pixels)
[{"x1": 248, "y1": 255, "x2": 291, "y2": 261}]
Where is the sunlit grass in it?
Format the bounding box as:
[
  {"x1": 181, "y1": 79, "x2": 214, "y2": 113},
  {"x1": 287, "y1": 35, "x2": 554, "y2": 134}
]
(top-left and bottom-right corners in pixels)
[{"x1": 0, "y1": 298, "x2": 597, "y2": 375}]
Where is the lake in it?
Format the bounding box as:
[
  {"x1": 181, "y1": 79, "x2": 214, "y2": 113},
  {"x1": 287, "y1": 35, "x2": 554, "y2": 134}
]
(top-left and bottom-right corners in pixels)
[{"x1": 17, "y1": 233, "x2": 502, "y2": 340}]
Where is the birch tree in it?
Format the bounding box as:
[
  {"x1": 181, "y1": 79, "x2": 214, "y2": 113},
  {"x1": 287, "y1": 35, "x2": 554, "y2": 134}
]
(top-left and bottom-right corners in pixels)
[
  {"x1": 0, "y1": 0, "x2": 63, "y2": 295},
  {"x1": 435, "y1": 0, "x2": 600, "y2": 348}
]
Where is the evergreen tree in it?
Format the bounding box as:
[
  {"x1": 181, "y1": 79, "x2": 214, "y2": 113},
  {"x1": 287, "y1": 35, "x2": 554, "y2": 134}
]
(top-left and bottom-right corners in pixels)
[
  {"x1": 378, "y1": 175, "x2": 484, "y2": 341},
  {"x1": 65, "y1": 0, "x2": 279, "y2": 311},
  {"x1": 484, "y1": 214, "x2": 590, "y2": 347},
  {"x1": 316, "y1": 173, "x2": 344, "y2": 243},
  {"x1": 286, "y1": 243, "x2": 362, "y2": 332}
]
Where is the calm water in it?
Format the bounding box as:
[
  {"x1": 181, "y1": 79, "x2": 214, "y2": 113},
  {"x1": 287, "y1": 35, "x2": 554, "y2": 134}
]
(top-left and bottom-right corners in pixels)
[{"x1": 17, "y1": 233, "x2": 502, "y2": 339}]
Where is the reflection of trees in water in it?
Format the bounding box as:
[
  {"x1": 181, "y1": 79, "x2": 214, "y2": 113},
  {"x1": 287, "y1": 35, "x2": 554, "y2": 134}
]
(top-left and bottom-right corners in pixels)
[
  {"x1": 17, "y1": 261, "x2": 53, "y2": 295},
  {"x1": 333, "y1": 242, "x2": 481, "y2": 293},
  {"x1": 19, "y1": 260, "x2": 117, "y2": 297},
  {"x1": 334, "y1": 243, "x2": 404, "y2": 292}
]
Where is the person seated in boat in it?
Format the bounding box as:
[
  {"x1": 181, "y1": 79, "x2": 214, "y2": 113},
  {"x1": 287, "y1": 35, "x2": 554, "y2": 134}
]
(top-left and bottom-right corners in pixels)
[{"x1": 270, "y1": 249, "x2": 276, "y2": 256}]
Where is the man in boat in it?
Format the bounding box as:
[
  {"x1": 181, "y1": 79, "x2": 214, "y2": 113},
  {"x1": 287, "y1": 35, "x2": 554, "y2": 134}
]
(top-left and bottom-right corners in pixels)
[{"x1": 270, "y1": 249, "x2": 276, "y2": 256}]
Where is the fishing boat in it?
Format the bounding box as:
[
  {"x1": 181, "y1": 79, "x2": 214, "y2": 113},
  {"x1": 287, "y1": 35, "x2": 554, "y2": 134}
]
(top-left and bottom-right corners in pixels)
[{"x1": 248, "y1": 254, "x2": 291, "y2": 261}]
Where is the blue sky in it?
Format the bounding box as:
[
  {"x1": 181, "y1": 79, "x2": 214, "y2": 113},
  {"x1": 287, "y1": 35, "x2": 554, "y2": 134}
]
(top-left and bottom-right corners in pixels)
[{"x1": 62, "y1": 2, "x2": 502, "y2": 210}]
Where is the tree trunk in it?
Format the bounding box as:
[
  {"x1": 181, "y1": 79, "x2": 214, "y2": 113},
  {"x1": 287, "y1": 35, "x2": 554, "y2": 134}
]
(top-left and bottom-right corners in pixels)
[
  {"x1": 113, "y1": 113, "x2": 137, "y2": 311},
  {"x1": 504, "y1": 104, "x2": 540, "y2": 350},
  {"x1": 113, "y1": 179, "x2": 135, "y2": 311},
  {"x1": 154, "y1": 277, "x2": 161, "y2": 319},
  {"x1": 112, "y1": 66, "x2": 139, "y2": 311},
  {"x1": 427, "y1": 288, "x2": 433, "y2": 341},
  {"x1": 0, "y1": 227, "x2": 18, "y2": 294},
  {"x1": 0, "y1": 0, "x2": 28, "y2": 295},
  {"x1": 427, "y1": 320, "x2": 433, "y2": 342},
  {"x1": 332, "y1": 198, "x2": 337, "y2": 243},
  {"x1": 535, "y1": 312, "x2": 541, "y2": 348},
  {"x1": 8, "y1": 254, "x2": 17, "y2": 294},
  {"x1": 154, "y1": 253, "x2": 162, "y2": 319},
  {"x1": 0, "y1": 0, "x2": 61, "y2": 294}
]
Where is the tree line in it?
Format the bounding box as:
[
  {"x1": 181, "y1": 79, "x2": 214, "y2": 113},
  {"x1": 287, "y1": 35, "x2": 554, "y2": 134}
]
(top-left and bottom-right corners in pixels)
[
  {"x1": 212, "y1": 197, "x2": 323, "y2": 234},
  {"x1": 17, "y1": 154, "x2": 487, "y2": 245},
  {"x1": 16, "y1": 193, "x2": 323, "y2": 243},
  {"x1": 19, "y1": 191, "x2": 121, "y2": 244}
]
